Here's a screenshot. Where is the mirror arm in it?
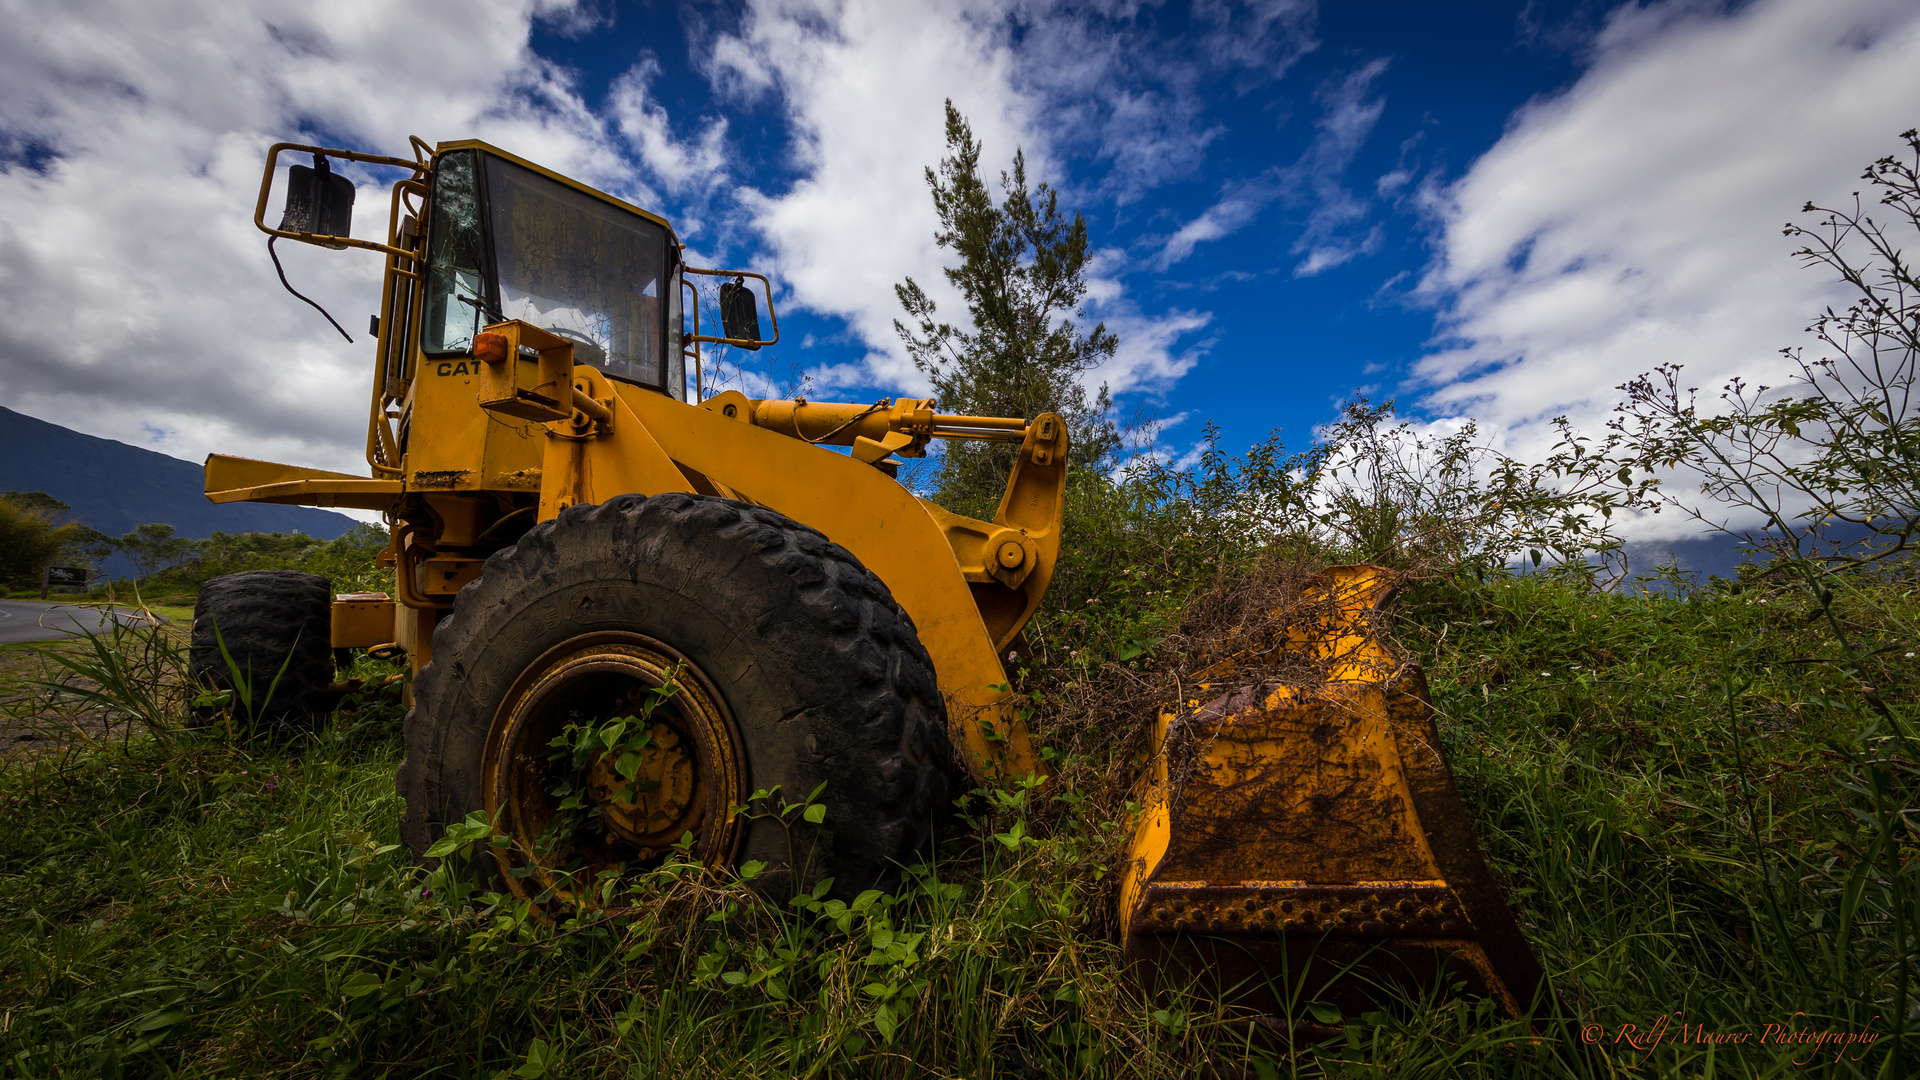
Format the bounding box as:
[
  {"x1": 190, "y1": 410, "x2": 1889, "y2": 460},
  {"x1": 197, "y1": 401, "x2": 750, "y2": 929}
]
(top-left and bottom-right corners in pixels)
[{"x1": 254, "y1": 141, "x2": 428, "y2": 258}]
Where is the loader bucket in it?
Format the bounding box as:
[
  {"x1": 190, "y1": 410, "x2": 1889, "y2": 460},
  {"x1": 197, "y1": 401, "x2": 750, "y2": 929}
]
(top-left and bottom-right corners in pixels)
[{"x1": 1118, "y1": 565, "x2": 1551, "y2": 1035}]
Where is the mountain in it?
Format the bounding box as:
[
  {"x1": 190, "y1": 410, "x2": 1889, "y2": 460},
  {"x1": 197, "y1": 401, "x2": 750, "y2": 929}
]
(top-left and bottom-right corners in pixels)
[
  {"x1": 1622, "y1": 533, "x2": 1762, "y2": 585},
  {"x1": 0, "y1": 405, "x2": 358, "y2": 543}
]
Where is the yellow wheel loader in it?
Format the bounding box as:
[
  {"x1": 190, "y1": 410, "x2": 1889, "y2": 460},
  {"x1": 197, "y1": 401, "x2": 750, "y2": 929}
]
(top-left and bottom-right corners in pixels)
[{"x1": 197, "y1": 137, "x2": 1548, "y2": 1026}]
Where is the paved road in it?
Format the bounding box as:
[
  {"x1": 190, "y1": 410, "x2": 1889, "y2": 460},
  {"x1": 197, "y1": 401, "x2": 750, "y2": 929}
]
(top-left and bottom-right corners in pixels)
[{"x1": 0, "y1": 601, "x2": 169, "y2": 645}]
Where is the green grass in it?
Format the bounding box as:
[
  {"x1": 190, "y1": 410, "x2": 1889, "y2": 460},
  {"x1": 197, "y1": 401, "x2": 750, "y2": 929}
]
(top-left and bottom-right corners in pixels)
[
  {"x1": 1405, "y1": 572, "x2": 1917, "y2": 1075},
  {"x1": 142, "y1": 605, "x2": 196, "y2": 626},
  {"x1": 0, "y1": 571, "x2": 1914, "y2": 1077}
]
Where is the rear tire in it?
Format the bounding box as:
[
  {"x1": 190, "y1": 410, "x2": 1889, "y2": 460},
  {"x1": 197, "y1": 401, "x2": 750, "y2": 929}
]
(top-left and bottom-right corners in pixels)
[
  {"x1": 190, "y1": 570, "x2": 336, "y2": 730},
  {"x1": 398, "y1": 493, "x2": 954, "y2": 900}
]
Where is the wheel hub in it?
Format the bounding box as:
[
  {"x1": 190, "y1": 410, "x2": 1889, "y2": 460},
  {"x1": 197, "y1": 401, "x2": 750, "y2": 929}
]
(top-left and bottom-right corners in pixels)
[
  {"x1": 481, "y1": 632, "x2": 742, "y2": 905},
  {"x1": 581, "y1": 704, "x2": 701, "y2": 850}
]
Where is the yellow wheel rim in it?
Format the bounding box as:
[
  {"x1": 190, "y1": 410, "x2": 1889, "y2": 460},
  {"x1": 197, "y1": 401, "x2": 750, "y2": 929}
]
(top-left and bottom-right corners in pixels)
[{"x1": 481, "y1": 631, "x2": 742, "y2": 906}]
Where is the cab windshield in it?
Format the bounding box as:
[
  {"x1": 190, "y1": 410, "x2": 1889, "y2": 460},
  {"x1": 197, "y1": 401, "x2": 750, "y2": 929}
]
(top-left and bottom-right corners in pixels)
[{"x1": 420, "y1": 149, "x2": 681, "y2": 395}]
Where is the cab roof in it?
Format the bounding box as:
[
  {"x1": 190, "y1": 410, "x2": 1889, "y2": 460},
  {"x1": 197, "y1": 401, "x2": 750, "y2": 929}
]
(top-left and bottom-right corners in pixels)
[{"x1": 435, "y1": 139, "x2": 680, "y2": 242}]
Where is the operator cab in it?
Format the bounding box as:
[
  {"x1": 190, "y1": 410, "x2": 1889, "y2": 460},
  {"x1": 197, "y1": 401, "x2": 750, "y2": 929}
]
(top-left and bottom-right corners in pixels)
[{"x1": 419, "y1": 142, "x2": 686, "y2": 400}]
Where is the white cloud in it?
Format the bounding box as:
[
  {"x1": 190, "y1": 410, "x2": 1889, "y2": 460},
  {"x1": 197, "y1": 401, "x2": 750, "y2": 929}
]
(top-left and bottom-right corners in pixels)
[
  {"x1": 0, "y1": 0, "x2": 757, "y2": 501},
  {"x1": 0, "y1": 0, "x2": 1289, "y2": 495},
  {"x1": 609, "y1": 55, "x2": 729, "y2": 196},
  {"x1": 0, "y1": 0, "x2": 661, "y2": 482},
  {"x1": 1159, "y1": 184, "x2": 1271, "y2": 268},
  {"x1": 1413, "y1": 0, "x2": 1920, "y2": 537},
  {"x1": 1015, "y1": 0, "x2": 1316, "y2": 205},
  {"x1": 1155, "y1": 56, "x2": 1389, "y2": 272},
  {"x1": 711, "y1": 0, "x2": 1228, "y2": 404},
  {"x1": 711, "y1": 0, "x2": 1036, "y2": 394},
  {"x1": 533, "y1": 0, "x2": 612, "y2": 38},
  {"x1": 1193, "y1": 0, "x2": 1319, "y2": 70},
  {"x1": 1282, "y1": 57, "x2": 1390, "y2": 275},
  {"x1": 1091, "y1": 305, "x2": 1213, "y2": 394}
]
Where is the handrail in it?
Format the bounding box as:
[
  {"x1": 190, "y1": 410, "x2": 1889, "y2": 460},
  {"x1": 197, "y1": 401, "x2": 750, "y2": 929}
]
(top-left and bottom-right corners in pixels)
[{"x1": 681, "y1": 275, "x2": 703, "y2": 400}]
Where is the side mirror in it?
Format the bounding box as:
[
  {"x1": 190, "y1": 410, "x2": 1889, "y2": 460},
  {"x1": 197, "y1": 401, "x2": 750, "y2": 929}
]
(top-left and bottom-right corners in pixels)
[
  {"x1": 279, "y1": 154, "x2": 355, "y2": 246},
  {"x1": 719, "y1": 277, "x2": 763, "y2": 351}
]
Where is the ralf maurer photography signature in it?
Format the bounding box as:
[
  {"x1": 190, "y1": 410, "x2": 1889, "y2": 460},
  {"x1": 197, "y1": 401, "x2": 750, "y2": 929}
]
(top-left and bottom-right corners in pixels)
[{"x1": 1582, "y1": 1012, "x2": 1881, "y2": 1066}]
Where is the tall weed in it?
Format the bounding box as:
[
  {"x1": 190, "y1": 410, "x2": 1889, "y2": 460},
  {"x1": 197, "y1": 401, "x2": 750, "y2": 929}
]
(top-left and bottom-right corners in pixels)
[{"x1": 22, "y1": 600, "x2": 187, "y2": 751}]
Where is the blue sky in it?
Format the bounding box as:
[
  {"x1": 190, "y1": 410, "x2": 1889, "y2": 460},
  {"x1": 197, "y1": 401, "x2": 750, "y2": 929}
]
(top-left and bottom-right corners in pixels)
[
  {"x1": 524, "y1": 0, "x2": 1605, "y2": 461},
  {"x1": 2, "y1": 0, "x2": 1917, "y2": 538}
]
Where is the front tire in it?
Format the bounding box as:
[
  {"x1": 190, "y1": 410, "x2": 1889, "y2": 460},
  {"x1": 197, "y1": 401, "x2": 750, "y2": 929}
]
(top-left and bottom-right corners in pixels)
[{"x1": 397, "y1": 493, "x2": 953, "y2": 901}]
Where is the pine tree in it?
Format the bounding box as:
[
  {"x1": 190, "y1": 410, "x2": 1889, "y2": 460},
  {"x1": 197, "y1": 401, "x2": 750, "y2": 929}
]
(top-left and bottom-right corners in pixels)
[{"x1": 895, "y1": 101, "x2": 1119, "y2": 515}]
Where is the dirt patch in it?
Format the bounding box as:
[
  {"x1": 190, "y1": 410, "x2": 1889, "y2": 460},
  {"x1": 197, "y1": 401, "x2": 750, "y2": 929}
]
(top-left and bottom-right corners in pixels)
[
  {"x1": 0, "y1": 619, "x2": 192, "y2": 755},
  {"x1": 1, "y1": 644, "x2": 131, "y2": 752}
]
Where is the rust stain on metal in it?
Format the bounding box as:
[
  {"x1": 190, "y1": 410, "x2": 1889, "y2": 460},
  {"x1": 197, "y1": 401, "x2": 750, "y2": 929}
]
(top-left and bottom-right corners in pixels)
[
  {"x1": 1118, "y1": 565, "x2": 1554, "y2": 1034},
  {"x1": 411, "y1": 469, "x2": 469, "y2": 489},
  {"x1": 1133, "y1": 881, "x2": 1470, "y2": 937}
]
